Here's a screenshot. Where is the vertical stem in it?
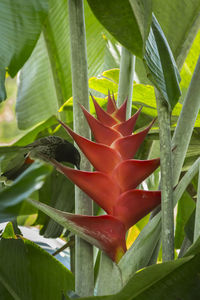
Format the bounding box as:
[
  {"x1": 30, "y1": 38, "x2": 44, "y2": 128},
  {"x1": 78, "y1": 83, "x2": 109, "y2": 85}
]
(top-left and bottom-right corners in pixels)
[
  {"x1": 68, "y1": 0, "x2": 93, "y2": 296},
  {"x1": 172, "y1": 56, "x2": 200, "y2": 186},
  {"x1": 155, "y1": 89, "x2": 174, "y2": 261},
  {"x1": 117, "y1": 47, "x2": 135, "y2": 118},
  {"x1": 194, "y1": 163, "x2": 200, "y2": 242},
  {"x1": 70, "y1": 236, "x2": 75, "y2": 274}
]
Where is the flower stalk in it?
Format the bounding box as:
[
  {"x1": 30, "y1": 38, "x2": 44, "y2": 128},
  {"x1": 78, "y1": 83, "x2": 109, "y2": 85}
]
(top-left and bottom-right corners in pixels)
[
  {"x1": 155, "y1": 88, "x2": 174, "y2": 261},
  {"x1": 117, "y1": 47, "x2": 135, "y2": 119},
  {"x1": 68, "y1": 0, "x2": 93, "y2": 296}
]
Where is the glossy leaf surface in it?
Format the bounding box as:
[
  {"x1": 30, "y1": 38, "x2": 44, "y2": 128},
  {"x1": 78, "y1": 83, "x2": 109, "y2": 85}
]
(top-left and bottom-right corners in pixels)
[{"x1": 0, "y1": 223, "x2": 74, "y2": 300}]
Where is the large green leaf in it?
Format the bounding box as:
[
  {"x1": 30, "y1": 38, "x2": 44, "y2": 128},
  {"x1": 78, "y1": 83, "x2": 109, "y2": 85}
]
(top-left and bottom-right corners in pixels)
[
  {"x1": 116, "y1": 255, "x2": 200, "y2": 300},
  {"x1": 144, "y1": 15, "x2": 181, "y2": 110},
  {"x1": 0, "y1": 0, "x2": 49, "y2": 101},
  {"x1": 0, "y1": 223, "x2": 74, "y2": 300},
  {"x1": 87, "y1": 0, "x2": 152, "y2": 58},
  {"x1": 153, "y1": 0, "x2": 200, "y2": 69},
  {"x1": 0, "y1": 161, "x2": 51, "y2": 221},
  {"x1": 16, "y1": 34, "x2": 59, "y2": 130},
  {"x1": 134, "y1": 1, "x2": 200, "y2": 89},
  {"x1": 16, "y1": 0, "x2": 115, "y2": 130}
]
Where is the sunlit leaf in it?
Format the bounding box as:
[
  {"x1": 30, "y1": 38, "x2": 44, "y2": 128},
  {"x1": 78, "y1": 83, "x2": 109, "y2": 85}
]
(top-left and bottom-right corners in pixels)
[
  {"x1": 16, "y1": 0, "x2": 116, "y2": 129},
  {"x1": 0, "y1": 0, "x2": 48, "y2": 101},
  {"x1": 0, "y1": 223, "x2": 74, "y2": 300},
  {"x1": 87, "y1": 0, "x2": 152, "y2": 58},
  {"x1": 144, "y1": 15, "x2": 181, "y2": 110},
  {"x1": 153, "y1": 0, "x2": 200, "y2": 69}
]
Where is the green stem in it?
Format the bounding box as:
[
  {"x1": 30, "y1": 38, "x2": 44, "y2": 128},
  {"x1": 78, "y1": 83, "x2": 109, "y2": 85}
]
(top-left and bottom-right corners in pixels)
[
  {"x1": 194, "y1": 163, "x2": 200, "y2": 242},
  {"x1": 155, "y1": 89, "x2": 174, "y2": 262},
  {"x1": 68, "y1": 0, "x2": 93, "y2": 296},
  {"x1": 70, "y1": 245, "x2": 75, "y2": 275},
  {"x1": 117, "y1": 47, "x2": 135, "y2": 118},
  {"x1": 172, "y1": 55, "x2": 200, "y2": 186}
]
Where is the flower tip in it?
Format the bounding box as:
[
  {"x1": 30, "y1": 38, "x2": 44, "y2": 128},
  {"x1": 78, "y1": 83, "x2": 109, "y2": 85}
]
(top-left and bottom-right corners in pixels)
[{"x1": 107, "y1": 90, "x2": 117, "y2": 113}]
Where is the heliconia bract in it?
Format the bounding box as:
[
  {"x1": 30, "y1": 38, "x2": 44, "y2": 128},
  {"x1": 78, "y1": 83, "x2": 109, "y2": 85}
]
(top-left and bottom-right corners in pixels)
[{"x1": 51, "y1": 93, "x2": 161, "y2": 262}]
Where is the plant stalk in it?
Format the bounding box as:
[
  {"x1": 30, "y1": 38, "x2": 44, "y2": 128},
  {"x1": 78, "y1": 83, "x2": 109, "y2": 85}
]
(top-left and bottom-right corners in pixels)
[
  {"x1": 117, "y1": 47, "x2": 135, "y2": 119},
  {"x1": 172, "y1": 55, "x2": 200, "y2": 186},
  {"x1": 68, "y1": 0, "x2": 93, "y2": 296},
  {"x1": 155, "y1": 89, "x2": 174, "y2": 261}
]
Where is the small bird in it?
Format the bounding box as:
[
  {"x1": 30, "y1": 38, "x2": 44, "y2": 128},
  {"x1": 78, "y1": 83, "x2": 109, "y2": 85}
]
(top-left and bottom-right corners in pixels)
[{"x1": 1, "y1": 136, "x2": 81, "y2": 180}]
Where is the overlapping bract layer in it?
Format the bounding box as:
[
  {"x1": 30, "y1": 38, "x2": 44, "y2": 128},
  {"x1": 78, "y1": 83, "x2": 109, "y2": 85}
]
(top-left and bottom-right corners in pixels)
[{"x1": 53, "y1": 94, "x2": 161, "y2": 262}]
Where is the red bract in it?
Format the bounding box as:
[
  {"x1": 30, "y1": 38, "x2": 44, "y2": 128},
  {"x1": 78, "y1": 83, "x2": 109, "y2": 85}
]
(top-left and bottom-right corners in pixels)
[
  {"x1": 65, "y1": 214, "x2": 127, "y2": 262},
  {"x1": 53, "y1": 94, "x2": 161, "y2": 262}
]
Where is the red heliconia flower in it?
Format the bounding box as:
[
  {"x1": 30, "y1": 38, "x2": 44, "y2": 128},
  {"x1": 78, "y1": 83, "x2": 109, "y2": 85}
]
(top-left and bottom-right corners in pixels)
[{"x1": 51, "y1": 94, "x2": 161, "y2": 262}]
